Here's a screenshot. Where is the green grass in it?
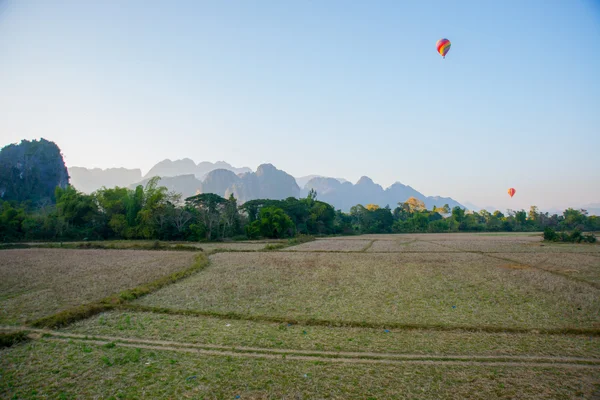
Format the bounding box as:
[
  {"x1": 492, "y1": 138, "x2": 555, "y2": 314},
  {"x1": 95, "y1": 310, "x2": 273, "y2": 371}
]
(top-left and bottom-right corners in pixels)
[
  {"x1": 134, "y1": 252, "x2": 600, "y2": 331},
  {"x1": 1, "y1": 339, "x2": 598, "y2": 399},
  {"x1": 63, "y1": 311, "x2": 600, "y2": 358}
]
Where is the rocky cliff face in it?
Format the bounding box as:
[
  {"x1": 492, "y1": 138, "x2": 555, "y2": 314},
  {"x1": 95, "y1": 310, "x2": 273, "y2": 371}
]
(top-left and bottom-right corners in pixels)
[
  {"x1": 0, "y1": 138, "x2": 69, "y2": 203},
  {"x1": 255, "y1": 164, "x2": 300, "y2": 200},
  {"x1": 199, "y1": 169, "x2": 240, "y2": 197},
  {"x1": 198, "y1": 164, "x2": 300, "y2": 202}
]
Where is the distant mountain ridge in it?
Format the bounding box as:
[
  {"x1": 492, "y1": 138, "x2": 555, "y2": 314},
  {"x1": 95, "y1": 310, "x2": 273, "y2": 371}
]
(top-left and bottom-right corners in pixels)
[
  {"x1": 295, "y1": 175, "x2": 348, "y2": 188},
  {"x1": 128, "y1": 163, "x2": 301, "y2": 204},
  {"x1": 69, "y1": 158, "x2": 464, "y2": 211},
  {"x1": 144, "y1": 159, "x2": 252, "y2": 180},
  {"x1": 300, "y1": 176, "x2": 463, "y2": 211},
  {"x1": 70, "y1": 159, "x2": 252, "y2": 194},
  {"x1": 69, "y1": 167, "x2": 142, "y2": 194}
]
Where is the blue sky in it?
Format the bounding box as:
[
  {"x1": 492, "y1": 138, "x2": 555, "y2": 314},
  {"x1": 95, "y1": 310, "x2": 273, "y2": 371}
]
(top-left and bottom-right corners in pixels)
[{"x1": 1, "y1": 0, "x2": 599, "y2": 211}]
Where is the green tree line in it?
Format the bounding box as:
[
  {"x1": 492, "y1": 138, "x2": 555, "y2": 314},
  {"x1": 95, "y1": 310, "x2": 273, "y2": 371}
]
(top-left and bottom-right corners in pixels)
[{"x1": 1, "y1": 180, "x2": 598, "y2": 242}]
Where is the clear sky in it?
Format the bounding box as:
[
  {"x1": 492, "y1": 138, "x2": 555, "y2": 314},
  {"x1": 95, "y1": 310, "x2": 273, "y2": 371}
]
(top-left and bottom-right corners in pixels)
[{"x1": 1, "y1": 0, "x2": 599, "y2": 211}]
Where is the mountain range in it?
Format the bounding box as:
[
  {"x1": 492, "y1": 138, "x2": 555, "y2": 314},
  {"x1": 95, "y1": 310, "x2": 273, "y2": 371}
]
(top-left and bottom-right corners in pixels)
[
  {"x1": 143, "y1": 159, "x2": 252, "y2": 180},
  {"x1": 68, "y1": 158, "x2": 464, "y2": 211}
]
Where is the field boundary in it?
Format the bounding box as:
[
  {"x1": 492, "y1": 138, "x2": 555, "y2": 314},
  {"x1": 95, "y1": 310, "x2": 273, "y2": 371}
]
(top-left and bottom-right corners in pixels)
[
  {"x1": 360, "y1": 240, "x2": 375, "y2": 252},
  {"x1": 0, "y1": 242, "x2": 203, "y2": 252},
  {"x1": 29, "y1": 253, "x2": 210, "y2": 329},
  {"x1": 418, "y1": 239, "x2": 600, "y2": 289},
  {"x1": 118, "y1": 304, "x2": 600, "y2": 336},
  {"x1": 2, "y1": 327, "x2": 598, "y2": 368}
]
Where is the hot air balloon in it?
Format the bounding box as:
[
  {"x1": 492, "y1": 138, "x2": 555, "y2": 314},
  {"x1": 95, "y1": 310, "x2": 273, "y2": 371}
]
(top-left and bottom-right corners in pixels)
[
  {"x1": 436, "y1": 38, "x2": 451, "y2": 59},
  {"x1": 508, "y1": 188, "x2": 516, "y2": 198}
]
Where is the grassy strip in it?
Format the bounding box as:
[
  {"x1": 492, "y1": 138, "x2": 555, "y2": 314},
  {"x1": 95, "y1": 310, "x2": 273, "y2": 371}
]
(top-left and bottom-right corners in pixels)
[
  {"x1": 47, "y1": 241, "x2": 201, "y2": 252},
  {"x1": 0, "y1": 331, "x2": 29, "y2": 348},
  {"x1": 31, "y1": 254, "x2": 209, "y2": 329},
  {"x1": 0, "y1": 243, "x2": 32, "y2": 250},
  {"x1": 360, "y1": 240, "x2": 375, "y2": 252},
  {"x1": 1, "y1": 241, "x2": 202, "y2": 252},
  {"x1": 119, "y1": 304, "x2": 600, "y2": 336},
  {"x1": 264, "y1": 235, "x2": 316, "y2": 251},
  {"x1": 31, "y1": 304, "x2": 115, "y2": 330}
]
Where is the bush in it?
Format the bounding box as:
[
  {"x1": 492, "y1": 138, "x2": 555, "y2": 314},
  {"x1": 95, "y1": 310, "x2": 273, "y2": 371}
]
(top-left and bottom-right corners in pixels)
[
  {"x1": 544, "y1": 227, "x2": 597, "y2": 243},
  {"x1": 583, "y1": 232, "x2": 597, "y2": 243},
  {"x1": 264, "y1": 243, "x2": 286, "y2": 251},
  {"x1": 543, "y1": 227, "x2": 558, "y2": 241},
  {"x1": 287, "y1": 234, "x2": 315, "y2": 245}
]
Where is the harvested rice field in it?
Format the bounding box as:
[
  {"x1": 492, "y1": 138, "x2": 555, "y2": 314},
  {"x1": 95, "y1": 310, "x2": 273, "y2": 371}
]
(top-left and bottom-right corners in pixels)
[
  {"x1": 1, "y1": 233, "x2": 599, "y2": 399},
  {"x1": 135, "y1": 251, "x2": 599, "y2": 330},
  {"x1": 283, "y1": 238, "x2": 373, "y2": 252},
  {"x1": 366, "y1": 239, "x2": 460, "y2": 252},
  {"x1": 0, "y1": 249, "x2": 197, "y2": 325}
]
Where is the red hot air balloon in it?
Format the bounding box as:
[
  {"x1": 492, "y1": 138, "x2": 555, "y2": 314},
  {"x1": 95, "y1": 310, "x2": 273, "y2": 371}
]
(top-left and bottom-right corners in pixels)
[
  {"x1": 436, "y1": 38, "x2": 451, "y2": 58},
  {"x1": 508, "y1": 188, "x2": 516, "y2": 198}
]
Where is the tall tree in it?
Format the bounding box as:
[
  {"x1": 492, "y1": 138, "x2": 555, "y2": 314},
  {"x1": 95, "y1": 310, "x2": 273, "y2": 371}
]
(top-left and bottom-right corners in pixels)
[{"x1": 185, "y1": 193, "x2": 228, "y2": 240}]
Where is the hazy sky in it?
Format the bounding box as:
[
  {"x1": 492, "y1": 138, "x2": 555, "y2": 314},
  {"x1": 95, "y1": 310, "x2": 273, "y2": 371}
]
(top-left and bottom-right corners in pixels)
[{"x1": 1, "y1": 0, "x2": 599, "y2": 211}]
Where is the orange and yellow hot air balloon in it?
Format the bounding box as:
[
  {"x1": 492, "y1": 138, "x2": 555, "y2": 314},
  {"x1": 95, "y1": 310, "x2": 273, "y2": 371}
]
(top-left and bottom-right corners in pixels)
[
  {"x1": 507, "y1": 188, "x2": 516, "y2": 198},
  {"x1": 436, "y1": 38, "x2": 451, "y2": 59}
]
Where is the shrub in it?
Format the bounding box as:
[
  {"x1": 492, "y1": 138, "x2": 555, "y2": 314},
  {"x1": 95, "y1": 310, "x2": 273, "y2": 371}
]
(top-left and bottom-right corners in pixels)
[
  {"x1": 287, "y1": 234, "x2": 315, "y2": 245},
  {"x1": 264, "y1": 243, "x2": 286, "y2": 251},
  {"x1": 544, "y1": 227, "x2": 597, "y2": 243},
  {"x1": 543, "y1": 227, "x2": 558, "y2": 241},
  {"x1": 583, "y1": 232, "x2": 597, "y2": 243}
]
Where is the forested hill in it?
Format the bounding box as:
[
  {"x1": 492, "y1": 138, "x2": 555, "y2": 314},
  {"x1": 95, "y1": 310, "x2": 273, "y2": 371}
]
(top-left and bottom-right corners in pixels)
[{"x1": 0, "y1": 139, "x2": 69, "y2": 204}]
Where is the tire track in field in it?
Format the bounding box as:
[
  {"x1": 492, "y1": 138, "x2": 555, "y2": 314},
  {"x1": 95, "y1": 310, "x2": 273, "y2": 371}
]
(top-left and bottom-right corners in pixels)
[{"x1": 2, "y1": 326, "x2": 599, "y2": 368}]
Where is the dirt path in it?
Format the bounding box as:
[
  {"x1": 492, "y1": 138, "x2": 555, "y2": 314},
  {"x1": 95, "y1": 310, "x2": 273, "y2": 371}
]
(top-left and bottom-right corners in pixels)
[{"x1": 2, "y1": 326, "x2": 599, "y2": 368}]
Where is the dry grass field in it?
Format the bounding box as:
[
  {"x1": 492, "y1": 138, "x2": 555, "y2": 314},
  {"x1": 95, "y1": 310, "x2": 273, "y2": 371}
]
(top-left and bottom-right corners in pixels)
[
  {"x1": 0, "y1": 249, "x2": 197, "y2": 325},
  {"x1": 283, "y1": 238, "x2": 373, "y2": 251},
  {"x1": 367, "y1": 239, "x2": 460, "y2": 252},
  {"x1": 135, "y1": 251, "x2": 599, "y2": 330},
  {"x1": 1, "y1": 233, "x2": 599, "y2": 399}
]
